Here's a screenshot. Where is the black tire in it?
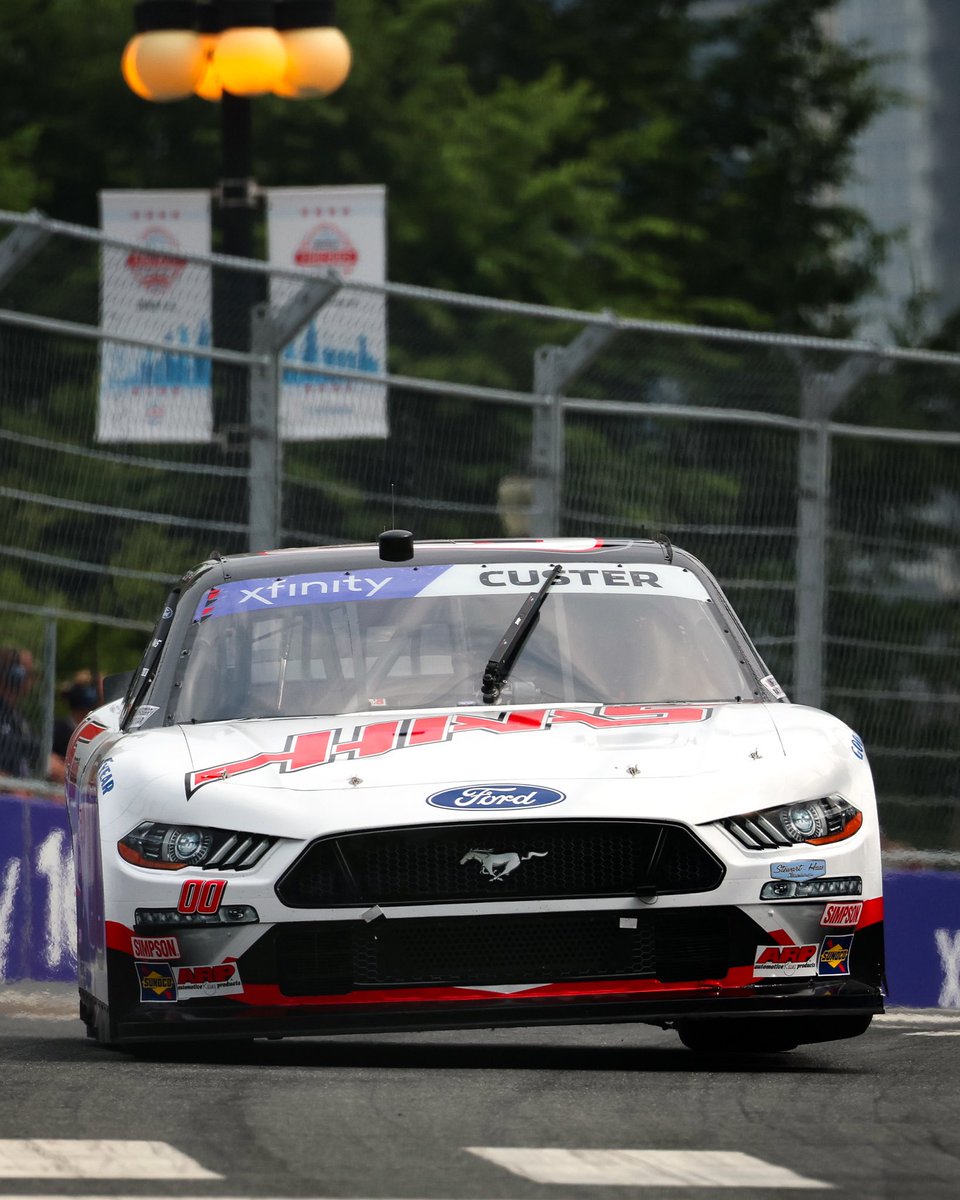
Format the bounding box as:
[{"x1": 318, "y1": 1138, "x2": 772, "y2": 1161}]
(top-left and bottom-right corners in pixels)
[
  {"x1": 677, "y1": 1013, "x2": 874, "y2": 1054},
  {"x1": 677, "y1": 1018, "x2": 799, "y2": 1054}
]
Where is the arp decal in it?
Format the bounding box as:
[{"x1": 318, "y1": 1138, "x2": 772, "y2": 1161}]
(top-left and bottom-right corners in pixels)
[
  {"x1": 187, "y1": 704, "x2": 711, "y2": 796},
  {"x1": 753, "y1": 944, "x2": 818, "y2": 977},
  {"x1": 177, "y1": 878, "x2": 225, "y2": 915},
  {"x1": 769, "y1": 859, "x2": 827, "y2": 882},
  {"x1": 174, "y1": 962, "x2": 243, "y2": 998},
  {"x1": 136, "y1": 961, "x2": 177, "y2": 1002},
  {"x1": 820, "y1": 902, "x2": 863, "y2": 928},
  {"x1": 819, "y1": 934, "x2": 853, "y2": 976},
  {"x1": 131, "y1": 935, "x2": 181, "y2": 960},
  {"x1": 852, "y1": 734, "x2": 865, "y2": 760},
  {"x1": 427, "y1": 784, "x2": 565, "y2": 811}
]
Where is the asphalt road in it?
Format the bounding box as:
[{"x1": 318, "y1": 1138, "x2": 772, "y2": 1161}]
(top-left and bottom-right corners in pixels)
[{"x1": 1, "y1": 985, "x2": 958, "y2": 1200}]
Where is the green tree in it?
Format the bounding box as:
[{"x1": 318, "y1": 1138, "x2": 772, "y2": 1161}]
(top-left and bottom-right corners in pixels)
[{"x1": 0, "y1": 0, "x2": 888, "y2": 328}]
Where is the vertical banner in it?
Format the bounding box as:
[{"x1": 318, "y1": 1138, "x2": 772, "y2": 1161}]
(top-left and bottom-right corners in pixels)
[
  {"x1": 266, "y1": 185, "x2": 388, "y2": 440},
  {"x1": 98, "y1": 190, "x2": 212, "y2": 443}
]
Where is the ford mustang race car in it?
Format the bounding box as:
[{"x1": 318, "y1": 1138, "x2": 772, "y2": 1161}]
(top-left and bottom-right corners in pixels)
[{"x1": 65, "y1": 534, "x2": 883, "y2": 1052}]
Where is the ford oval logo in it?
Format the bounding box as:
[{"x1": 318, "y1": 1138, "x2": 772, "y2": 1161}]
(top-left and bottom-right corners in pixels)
[{"x1": 427, "y1": 784, "x2": 566, "y2": 811}]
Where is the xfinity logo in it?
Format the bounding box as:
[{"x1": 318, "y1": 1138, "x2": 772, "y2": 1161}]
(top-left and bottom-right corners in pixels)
[
  {"x1": 239, "y1": 576, "x2": 393, "y2": 606},
  {"x1": 427, "y1": 784, "x2": 566, "y2": 810}
]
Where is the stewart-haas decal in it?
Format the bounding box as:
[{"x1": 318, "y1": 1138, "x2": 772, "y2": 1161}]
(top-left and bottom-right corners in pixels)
[{"x1": 186, "y1": 705, "x2": 712, "y2": 797}]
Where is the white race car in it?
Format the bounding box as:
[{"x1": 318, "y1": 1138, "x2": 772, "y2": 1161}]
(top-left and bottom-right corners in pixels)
[{"x1": 65, "y1": 534, "x2": 883, "y2": 1052}]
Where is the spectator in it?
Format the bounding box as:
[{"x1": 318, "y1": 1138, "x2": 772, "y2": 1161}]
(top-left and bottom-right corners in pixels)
[
  {"x1": 48, "y1": 670, "x2": 102, "y2": 785},
  {"x1": 0, "y1": 645, "x2": 41, "y2": 781}
]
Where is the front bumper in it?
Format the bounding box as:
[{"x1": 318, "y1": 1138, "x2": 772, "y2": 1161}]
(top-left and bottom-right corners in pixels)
[
  {"x1": 108, "y1": 980, "x2": 883, "y2": 1043},
  {"x1": 100, "y1": 902, "x2": 885, "y2": 1044}
]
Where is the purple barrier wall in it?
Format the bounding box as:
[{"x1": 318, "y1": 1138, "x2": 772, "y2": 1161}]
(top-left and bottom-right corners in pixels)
[
  {"x1": 1, "y1": 790, "x2": 959, "y2": 1008},
  {"x1": 884, "y1": 871, "x2": 960, "y2": 1008},
  {"x1": 0, "y1": 791, "x2": 75, "y2": 983}
]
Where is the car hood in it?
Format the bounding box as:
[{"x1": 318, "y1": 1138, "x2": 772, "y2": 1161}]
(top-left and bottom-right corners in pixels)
[{"x1": 105, "y1": 701, "x2": 862, "y2": 838}]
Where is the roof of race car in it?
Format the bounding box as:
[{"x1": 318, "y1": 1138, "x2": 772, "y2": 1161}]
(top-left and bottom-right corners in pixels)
[{"x1": 182, "y1": 537, "x2": 686, "y2": 589}]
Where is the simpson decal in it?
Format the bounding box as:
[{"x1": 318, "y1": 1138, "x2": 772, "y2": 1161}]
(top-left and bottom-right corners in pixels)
[
  {"x1": 819, "y1": 935, "x2": 853, "y2": 976},
  {"x1": 174, "y1": 962, "x2": 243, "y2": 997},
  {"x1": 753, "y1": 944, "x2": 818, "y2": 978},
  {"x1": 131, "y1": 935, "x2": 181, "y2": 960},
  {"x1": 186, "y1": 705, "x2": 712, "y2": 795},
  {"x1": 820, "y1": 902, "x2": 863, "y2": 928},
  {"x1": 136, "y1": 961, "x2": 177, "y2": 1002}
]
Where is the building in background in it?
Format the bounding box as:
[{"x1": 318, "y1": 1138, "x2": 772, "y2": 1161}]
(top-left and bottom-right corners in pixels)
[
  {"x1": 829, "y1": 0, "x2": 960, "y2": 342},
  {"x1": 695, "y1": 0, "x2": 960, "y2": 342}
]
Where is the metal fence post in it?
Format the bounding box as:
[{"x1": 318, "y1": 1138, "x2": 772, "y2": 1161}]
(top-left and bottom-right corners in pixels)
[
  {"x1": 531, "y1": 347, "x2": 563, "y2": 536},
  {"x1": 531, "y1": 318, "x2": 620, "y2": 537},
  {"x1": 247, "y1": 276, "x2": 343, "y2": 551},
  {"x1": 794, "y1": 355, "x2": 877, "y2": 708},
  {"x1": 40, "y1": 618, "x2": 57, "y2": 778},
  {"x1": 249, "y1": 304, "x2": 281, "y2": 552},
  {"x1": 795, "y1": 417, "x2": 830, "y2": 707}
]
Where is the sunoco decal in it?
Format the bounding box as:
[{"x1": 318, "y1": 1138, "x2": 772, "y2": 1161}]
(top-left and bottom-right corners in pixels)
[
  {"x1": 819, "y1": 935, "x2": 853, "y2": 976},
  {"x1": 136, "y1": 961, "x2": 177, "y2": 1002},
  {"x1": 186, "y1": 705, "x2": 712, "y2": 796},
  {"x1": 427, "y1": 784, "x2": 565, "y2": 811}
]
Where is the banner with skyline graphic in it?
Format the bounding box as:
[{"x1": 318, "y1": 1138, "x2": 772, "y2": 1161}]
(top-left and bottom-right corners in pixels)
[
  {"x1": 267, "y1": 185, "x2": 388, "y2": 440},
  {"x1": 98, "y1": 191, "x2": 212, "y2": 443}
]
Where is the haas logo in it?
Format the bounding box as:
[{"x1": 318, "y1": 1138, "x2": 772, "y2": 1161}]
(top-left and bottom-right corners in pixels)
[{"x1": 460, "y1": 848, "x2": 548, "y2": 881}]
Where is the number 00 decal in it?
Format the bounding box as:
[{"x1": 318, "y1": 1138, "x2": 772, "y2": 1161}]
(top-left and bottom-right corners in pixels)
[{"x1": 177, "y1": 878, "x2": 225, "y2": 914}]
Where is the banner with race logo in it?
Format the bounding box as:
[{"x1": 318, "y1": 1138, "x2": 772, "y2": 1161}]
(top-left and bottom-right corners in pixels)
[
  {"x1": 266, "y1": 185, "x2": 388, "y2": 440},
  {"x1": 98, "y1": 190, "x2": 212, "y2": 443}
]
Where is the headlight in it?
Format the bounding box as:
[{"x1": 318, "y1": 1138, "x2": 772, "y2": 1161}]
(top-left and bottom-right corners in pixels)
[
  {"x1": 118, "y1": 821, "x2": 275, "y2": 871},
  {"x1": 721, "y1": 795, "x2": 862, "y2": 849}
]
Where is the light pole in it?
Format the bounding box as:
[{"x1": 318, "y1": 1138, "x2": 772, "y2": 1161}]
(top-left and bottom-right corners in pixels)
[
  {"x1": 119, "y1": 0, "x2": 352, "y2": 541},
  {"x1": 121, "y1": 0, "x2": 352, "y2": 258}
]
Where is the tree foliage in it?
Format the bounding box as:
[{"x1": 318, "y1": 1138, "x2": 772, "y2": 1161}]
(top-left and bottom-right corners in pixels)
[{"x1": 0, "y1": 0, "x2": 888, "y2": 332}]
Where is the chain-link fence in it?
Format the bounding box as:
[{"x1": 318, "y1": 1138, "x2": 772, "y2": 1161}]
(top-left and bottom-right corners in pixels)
[{"x1": 1, "y1": 209, "x2": 958, "y2": 863}]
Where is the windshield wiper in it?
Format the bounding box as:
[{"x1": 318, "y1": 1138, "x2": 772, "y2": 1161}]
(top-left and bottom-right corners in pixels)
[{"x1": 480, "y1": 564, "x2": 562, "y2": 704}]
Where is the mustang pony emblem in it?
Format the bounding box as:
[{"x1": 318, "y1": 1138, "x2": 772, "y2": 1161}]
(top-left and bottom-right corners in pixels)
[{"x1": 459, "y1": 848, "x2": 548, "y2": 881}]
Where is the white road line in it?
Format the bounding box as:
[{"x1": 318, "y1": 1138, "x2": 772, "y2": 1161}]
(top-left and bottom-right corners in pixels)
[
  {"x1": 465, "y1": 1148, "x2": 830, "y2": 1189},
  {"x1": 0, "y1": 1141, "x2": 221, "y2": 1180},
  {"x1": 0, "y1": 988, "x2": 77, "y2": 1021},
  {"x1": 875, "y1": 1011, "x2": 960, "y2": 1024},
  {"x1": 903, "y1": 1031, "x2": 960, "y2": 1037}
]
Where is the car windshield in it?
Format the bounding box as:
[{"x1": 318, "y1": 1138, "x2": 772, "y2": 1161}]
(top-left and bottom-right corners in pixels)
[{"x1": 171, "y1": 562, "x2": 754, "y2": 722}]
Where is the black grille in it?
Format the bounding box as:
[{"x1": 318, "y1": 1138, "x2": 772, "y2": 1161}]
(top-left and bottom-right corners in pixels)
[
  {"x1": 276, "y1": 820, "x2": 724, "y2": 907},
  {"x1": 267, "y1": 907, "x2": 732, "y2": 995}
]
